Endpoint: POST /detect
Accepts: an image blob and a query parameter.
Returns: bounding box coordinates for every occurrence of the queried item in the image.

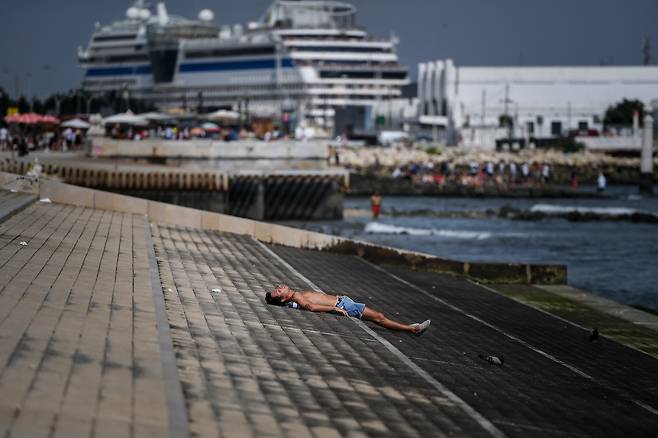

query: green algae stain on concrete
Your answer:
[491,284,658,358]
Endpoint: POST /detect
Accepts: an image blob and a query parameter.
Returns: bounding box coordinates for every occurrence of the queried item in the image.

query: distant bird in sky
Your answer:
[478,354,504,366]
[589,328,599,342]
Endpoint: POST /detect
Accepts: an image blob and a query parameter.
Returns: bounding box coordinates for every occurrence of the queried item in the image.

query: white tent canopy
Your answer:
[205,109,240,121]
[61,118,91,129]
[103,111,148,126]
[138,112,173,121]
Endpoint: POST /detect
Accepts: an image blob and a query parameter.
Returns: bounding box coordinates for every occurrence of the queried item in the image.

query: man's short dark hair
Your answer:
[265,292,283,306]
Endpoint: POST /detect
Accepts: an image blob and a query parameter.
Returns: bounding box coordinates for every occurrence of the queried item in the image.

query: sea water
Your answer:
[281,186,658,310]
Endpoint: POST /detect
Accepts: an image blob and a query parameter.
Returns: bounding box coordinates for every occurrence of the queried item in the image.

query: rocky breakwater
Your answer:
[339,146,657,196]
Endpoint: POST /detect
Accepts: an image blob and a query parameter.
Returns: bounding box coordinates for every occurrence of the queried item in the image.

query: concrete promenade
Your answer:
[0,179,657,437]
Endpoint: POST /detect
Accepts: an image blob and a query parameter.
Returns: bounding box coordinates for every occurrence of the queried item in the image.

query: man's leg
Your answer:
[362,307,416,333]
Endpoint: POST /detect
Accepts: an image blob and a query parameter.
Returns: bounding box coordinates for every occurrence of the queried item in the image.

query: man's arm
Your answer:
[293,293,348,316]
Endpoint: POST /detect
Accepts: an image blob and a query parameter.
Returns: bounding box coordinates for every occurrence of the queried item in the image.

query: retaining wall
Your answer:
[92,138,329,159]
[0,171,567,285]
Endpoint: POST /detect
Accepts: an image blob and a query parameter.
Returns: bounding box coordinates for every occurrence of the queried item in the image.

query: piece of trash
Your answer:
[478,354,504,366]
[10,189,17,193]
[589,328,599,342]
[39,198,52,203]
[211,288,222,294]
[19,241,28,246]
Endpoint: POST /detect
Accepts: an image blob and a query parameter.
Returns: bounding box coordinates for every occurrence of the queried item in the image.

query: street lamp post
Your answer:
[640,108,654,195]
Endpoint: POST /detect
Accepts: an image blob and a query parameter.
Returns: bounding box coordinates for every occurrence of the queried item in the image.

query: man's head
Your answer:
[265,284,292,305]
[265,292,283,306]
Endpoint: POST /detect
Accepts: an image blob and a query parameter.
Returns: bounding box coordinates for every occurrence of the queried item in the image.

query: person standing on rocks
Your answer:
[597,172,607,193]
[509,162,518,184]
[570,167,578,190]
[521,162,530,183]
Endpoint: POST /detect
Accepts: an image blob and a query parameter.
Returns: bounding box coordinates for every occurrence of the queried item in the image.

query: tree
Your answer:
[604,99,645,127]
[17,96,30,113]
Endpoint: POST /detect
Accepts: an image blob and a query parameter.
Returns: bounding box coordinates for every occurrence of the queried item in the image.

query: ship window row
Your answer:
[82,78,137,87]
[311,83,401,89]
[315,94,381,100]
[91,44,144,53]
[295,60,399,67]
[144,82,306,95]
[93,34,137,42]
[288,46,392,53]
[319,71,407,79]
[86,54,151,63]
[280,35,365,41]
[185,46,276,59]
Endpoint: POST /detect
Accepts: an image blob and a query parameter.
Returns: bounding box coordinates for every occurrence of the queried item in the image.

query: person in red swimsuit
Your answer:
[370,192,382,219]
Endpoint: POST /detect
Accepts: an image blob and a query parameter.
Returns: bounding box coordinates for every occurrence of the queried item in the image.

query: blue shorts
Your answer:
[336,295,366,319]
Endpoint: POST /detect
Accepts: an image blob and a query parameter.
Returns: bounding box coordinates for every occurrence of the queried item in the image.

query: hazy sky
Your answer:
[1,0,656,98]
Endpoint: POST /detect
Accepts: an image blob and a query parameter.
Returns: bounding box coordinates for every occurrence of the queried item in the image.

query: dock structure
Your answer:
[1,172,658,437]
[0,159,348,221]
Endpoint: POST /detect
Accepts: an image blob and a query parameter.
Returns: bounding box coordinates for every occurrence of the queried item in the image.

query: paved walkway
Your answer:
[1,190,657,437]
[0,198,170,438]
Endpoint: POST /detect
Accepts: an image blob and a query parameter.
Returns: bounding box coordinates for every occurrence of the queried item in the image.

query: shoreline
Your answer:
[344,205,658,224]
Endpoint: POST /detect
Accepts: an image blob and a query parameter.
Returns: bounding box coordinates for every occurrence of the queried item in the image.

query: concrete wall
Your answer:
[92,138,330,159]
[0,171,567,285]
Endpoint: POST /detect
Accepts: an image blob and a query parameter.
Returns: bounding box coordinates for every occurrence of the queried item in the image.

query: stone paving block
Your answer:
[9,408,55,438]
[94,417,131,438]
[51,415,93,438]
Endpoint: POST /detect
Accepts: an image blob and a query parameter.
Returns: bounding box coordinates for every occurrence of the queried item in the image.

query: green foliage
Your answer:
[604,99,645,127]
[562,137,585,153]
[425,146,442,155]
[498,114,513,128]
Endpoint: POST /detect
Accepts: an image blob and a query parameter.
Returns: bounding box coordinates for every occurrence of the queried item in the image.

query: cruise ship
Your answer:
[78,1,409,132]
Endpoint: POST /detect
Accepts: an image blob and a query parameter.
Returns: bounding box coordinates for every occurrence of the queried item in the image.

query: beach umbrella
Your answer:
[201,122,221,132]
[61,118,91,129]
[4,112,46,124]
[102,111,148,126]
[190,127,205,136]
[205,109,240,121]
[40,115,60,124]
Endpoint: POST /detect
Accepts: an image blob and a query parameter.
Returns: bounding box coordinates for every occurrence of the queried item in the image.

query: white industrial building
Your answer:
[414,59,658,149]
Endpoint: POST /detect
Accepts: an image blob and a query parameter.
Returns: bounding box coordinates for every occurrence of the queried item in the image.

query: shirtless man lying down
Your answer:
[265,284,431,335]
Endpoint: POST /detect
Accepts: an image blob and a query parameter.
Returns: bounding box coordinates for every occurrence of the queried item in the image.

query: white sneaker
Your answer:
[411,319,431,336]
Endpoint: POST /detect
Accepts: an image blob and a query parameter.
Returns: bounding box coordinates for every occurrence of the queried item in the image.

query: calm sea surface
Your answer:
[280,186,658,310]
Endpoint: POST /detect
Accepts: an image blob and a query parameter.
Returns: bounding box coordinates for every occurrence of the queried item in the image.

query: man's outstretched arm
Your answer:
[293,294,348,316]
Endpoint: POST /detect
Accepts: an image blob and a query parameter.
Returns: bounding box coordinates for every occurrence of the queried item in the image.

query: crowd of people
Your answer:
[389,159,577,188]
[0,125,87,156]
[106,124,243,142]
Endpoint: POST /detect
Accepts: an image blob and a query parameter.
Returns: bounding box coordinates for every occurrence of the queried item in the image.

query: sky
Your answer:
[0,0,656,98]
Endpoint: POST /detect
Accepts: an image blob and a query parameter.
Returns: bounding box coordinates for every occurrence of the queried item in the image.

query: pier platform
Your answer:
[0,156,348,221]
[1,173,657,437]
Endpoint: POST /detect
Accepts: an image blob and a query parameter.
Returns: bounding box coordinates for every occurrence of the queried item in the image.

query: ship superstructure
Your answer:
[79,0,409,131]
